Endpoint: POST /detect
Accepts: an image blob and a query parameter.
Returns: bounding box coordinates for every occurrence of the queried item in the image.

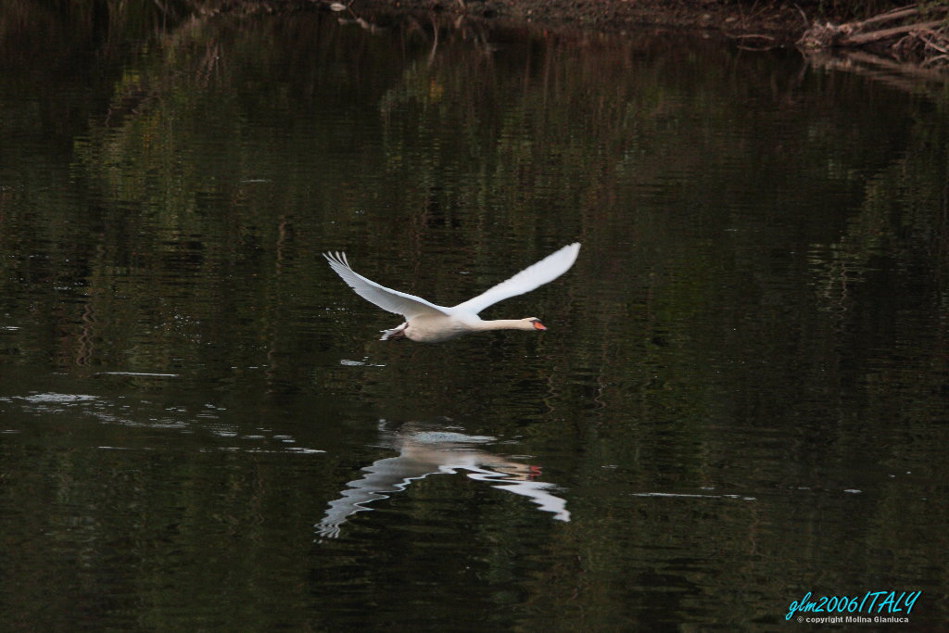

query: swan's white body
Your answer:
[325,243,580,342]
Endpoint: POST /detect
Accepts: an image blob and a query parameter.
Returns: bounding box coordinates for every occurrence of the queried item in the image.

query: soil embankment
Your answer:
[339,0,844,44]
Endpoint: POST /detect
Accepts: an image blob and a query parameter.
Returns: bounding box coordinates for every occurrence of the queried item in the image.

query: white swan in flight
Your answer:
[324,242,580,342]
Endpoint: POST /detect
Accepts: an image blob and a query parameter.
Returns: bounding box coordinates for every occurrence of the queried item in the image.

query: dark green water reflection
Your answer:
[1,4,947,632]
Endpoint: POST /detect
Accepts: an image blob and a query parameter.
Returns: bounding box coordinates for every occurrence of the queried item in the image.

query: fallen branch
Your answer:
[920,30,949,54]
[798,3,949,69]
[841,19,947,46]
[848,4,923,30]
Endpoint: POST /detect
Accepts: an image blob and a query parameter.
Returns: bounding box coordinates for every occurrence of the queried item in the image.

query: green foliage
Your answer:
[1,8,947,631]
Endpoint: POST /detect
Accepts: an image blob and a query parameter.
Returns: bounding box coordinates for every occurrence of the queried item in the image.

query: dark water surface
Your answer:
[1,4,947,632]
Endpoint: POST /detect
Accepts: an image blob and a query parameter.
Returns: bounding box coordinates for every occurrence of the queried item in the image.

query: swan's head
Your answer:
[526,317,547,331]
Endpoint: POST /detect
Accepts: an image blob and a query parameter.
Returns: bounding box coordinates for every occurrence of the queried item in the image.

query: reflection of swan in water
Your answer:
[316,422,570,539]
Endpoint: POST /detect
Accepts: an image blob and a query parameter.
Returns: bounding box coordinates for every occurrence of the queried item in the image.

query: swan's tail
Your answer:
[380,323,408,341]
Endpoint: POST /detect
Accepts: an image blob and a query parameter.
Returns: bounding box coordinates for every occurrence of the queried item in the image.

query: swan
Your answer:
[324,242,580,342]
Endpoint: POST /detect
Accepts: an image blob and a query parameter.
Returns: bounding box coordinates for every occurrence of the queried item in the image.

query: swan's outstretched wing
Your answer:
[324,252,450,319]
[453,242,581,314]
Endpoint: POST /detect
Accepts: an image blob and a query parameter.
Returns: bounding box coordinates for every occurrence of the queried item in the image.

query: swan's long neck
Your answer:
[475,318,540,332]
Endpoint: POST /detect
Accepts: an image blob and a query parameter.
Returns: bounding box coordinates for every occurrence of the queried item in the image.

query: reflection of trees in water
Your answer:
[3,1,947,393]
[1,6,947,628]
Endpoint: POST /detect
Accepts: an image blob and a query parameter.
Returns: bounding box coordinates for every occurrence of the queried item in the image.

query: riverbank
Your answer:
[326,0,948,70]
[337,0,858,45]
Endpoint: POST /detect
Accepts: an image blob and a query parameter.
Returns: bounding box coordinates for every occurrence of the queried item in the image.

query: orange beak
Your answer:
[532,320,547,331]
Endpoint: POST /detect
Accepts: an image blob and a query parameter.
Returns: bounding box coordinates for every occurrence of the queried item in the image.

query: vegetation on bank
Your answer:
[4,0,948,71]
